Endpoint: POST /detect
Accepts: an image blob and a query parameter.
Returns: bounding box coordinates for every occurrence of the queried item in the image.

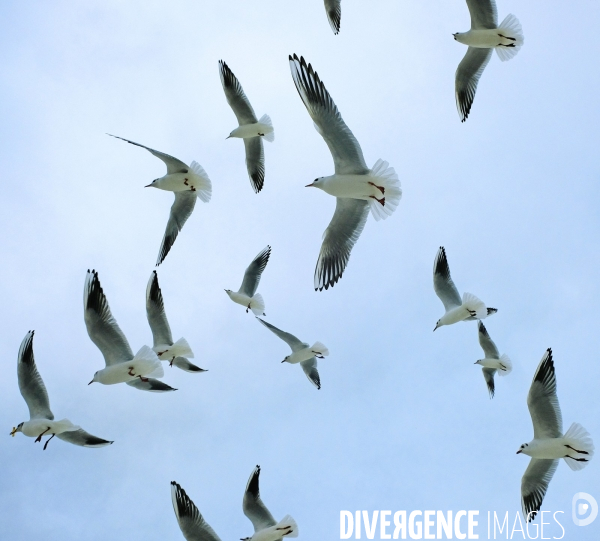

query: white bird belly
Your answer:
[477,357,501,369]
[96,359,160,385]
[525,439,569,460]
[155,172,204,192]
[287,347,316,364]
[320,174,385,200]
[22,418,79,437]
[439,306,469,326]
[456,29,502,48]
[227,291,253,307]
[230,122,272,139]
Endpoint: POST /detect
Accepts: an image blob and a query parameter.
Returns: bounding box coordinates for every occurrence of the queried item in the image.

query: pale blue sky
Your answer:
[1,1,599,539]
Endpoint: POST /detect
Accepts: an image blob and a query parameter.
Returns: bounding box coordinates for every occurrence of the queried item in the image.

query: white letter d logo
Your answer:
[572,492,598,526]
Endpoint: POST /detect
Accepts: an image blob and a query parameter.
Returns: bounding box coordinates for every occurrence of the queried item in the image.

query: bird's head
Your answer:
[516,443,529,455]
[474,359,483,366]
[145,179,159,188]
[282,355,291,364]
[306,177,323,188]
[10,422,23,437]
[88,371,99,385]
[433,320,442,331]
[453,33,459,40]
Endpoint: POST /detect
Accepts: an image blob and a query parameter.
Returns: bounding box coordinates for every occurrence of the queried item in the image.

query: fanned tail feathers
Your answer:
[368,159,402,221]
[497,353,513,376]
[189,161,212,202]
[496,14,524,62]
[250,293,266,316]
[258,114,275,142]
[461,292,487,319]
[275,514,299,538]
[563,422,594,471]
[311,341,329,357]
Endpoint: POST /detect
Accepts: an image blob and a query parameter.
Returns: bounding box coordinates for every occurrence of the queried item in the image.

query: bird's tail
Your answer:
[274,514,299,538]
[190,161,212,202]
[250,293,266,316]
[368,159,402,221]
[563,422,595,471]
[461,292,488,320]
[154,337,195,361]
[133,345,163,378]
[258,114,275,142]
[495,14,524,62]
[497,353,513,376]
[310,341,329,357]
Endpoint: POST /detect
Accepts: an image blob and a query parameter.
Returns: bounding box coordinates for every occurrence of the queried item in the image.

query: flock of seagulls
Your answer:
[8,0,593,535]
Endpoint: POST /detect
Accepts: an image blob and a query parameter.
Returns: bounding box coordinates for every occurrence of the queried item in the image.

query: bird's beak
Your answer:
[305,183,315,187]
[433,325,439,332]
[10,427,17,437]
[226,136,232,140]
[281,360,286,363]
[88,379,94,385]
[145,183,152,187]
[516,450,522,454]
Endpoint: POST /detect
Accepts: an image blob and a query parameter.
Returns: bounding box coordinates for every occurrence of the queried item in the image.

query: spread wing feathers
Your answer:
[239,246,272,297]
[218,60,257,125]
[301,357,321,389]
[325,0,342,34]
[482,367,496,398]
[243,465,278,532]
[17,331,54,421]
[171,482,222,541]
[477,321,499,359]
[466,0,498,29]
[256,318,307,352]
[433,246,462,311]
[156,191,197,266]
[244,137,265,193]
[315,198,370,291]
[126,378,177,392]
[521,458,559,522]
[455,47,492,122]
[84,270,134,367]
[289,54,369,175]
[527,349,562,439]
[172,357,207,373]
[146,271,174,347]
[56,429,113,448]
[107,134,189,175]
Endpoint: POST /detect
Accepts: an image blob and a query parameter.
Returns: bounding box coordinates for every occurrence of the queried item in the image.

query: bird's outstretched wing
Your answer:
[477,321,499,359]
[433,246,462,311]
[219,60,257,125]
[56,429,113,448]
[455,47,492,122]
[156,191,197,266]
[243,465,278,533]
[301,357,321,390]
[466,0,498,29]
[126,378,177,392]
[146,271,174,347]
[107,134,189,174]
[243,137,265,193]
[482,367,496,398]
[324,0,342,34]
[527,349,562,439]
[171,481,222,541]
[256,318,306,352]
[521,458,558,522]
[239,246,271,297]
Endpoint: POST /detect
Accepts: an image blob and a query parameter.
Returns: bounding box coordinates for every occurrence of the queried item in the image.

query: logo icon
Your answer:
[572,492,598,527]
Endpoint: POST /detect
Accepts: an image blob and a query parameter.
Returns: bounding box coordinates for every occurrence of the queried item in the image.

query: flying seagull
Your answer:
[517,349,594,522]
[84,270,176,392]
[146,271,206,373]
[242,465,298,541]
[108,134,212,266]
[225,246,271,315]
[475,321,512,398]
[289,54,401,291]
[256,317,328,389]
[219,60,274,193]
[453,0,524,121]
[324,0,342,34]
[433,246,497,331]
[10,331,113,450]
[171,481,222,541]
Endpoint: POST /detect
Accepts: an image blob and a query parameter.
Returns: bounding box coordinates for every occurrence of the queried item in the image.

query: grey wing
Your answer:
[455,47,492,122]
[17,331,53,420]
[301,357,321,390]
[256,318,306,352]
[482,368,496,398]
[324,0,342,34]
[126,378,177,392]
[172,357,207,373]
[146,271,174,347]
[466,0,498,29]
[244,137,265,193]
[171,482,222,541]
[477,321,499,359]
[315,198,370,291]
[521,458,558,522]
[107,134,189,175]
[56,429,113,448]
[527,349,562,439]
[243,466,277,532]
[433,246,462,311]
[218,60,257,125]
[239,246,271,297]
[289,54,369,175]
[156,191,197,266]
[84,270,134,367]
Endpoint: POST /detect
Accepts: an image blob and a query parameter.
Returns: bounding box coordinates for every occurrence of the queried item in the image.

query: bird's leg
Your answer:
[499,43,515,48]
[191,186,196,191]
[184,178,189,185]
[498,33,516,41]
[467,309,477,317]
[156,350,167,357]
[368,181,385,195]
[246,303,251,313]
[169,357,174,367]
[313,352,324,359]
[565,455,589,462]
[128,367,136,376]
[138,375,149,383]
[258,133,265,137]
[35,427,51,442]
[565,444,589,454]
[369,195,386,206]
[499,363,507,371]
[43,433,56,451]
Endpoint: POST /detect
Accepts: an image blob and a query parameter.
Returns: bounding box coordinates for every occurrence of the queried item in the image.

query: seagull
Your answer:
[324,0,342,34]
[256,317,328,389]
[84,270,176,392]
[10,331,113,450]
[289,54,402,291]
[453,0,524,121]
[108,134,212,266]
[219,60,274,194]
[225,246,271,316]
[518,349,594,522]
[433,246,497,331]
[242,465,298,541]
[146,271,206,373]
[171,481,222,541]
[475,321,512,398]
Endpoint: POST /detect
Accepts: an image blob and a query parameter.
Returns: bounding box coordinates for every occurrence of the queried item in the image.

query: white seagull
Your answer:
[454,0,524,121]
[433,246,497,331]
[84,270,176,392]
[242,465,298,541]
[324,0,342,34]
[475,321,512,398]
[10,331,113,450]
[225,246,271,316]
[518,349,594,521]
[289,54,402,291]
[219,60,274,193]
[146,271,206,373]
[257,317,328,389]
[108,134,211,266]
[171,481,222,541]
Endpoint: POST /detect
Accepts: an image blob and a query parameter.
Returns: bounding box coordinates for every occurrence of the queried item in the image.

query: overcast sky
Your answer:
[1,1,599,539]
